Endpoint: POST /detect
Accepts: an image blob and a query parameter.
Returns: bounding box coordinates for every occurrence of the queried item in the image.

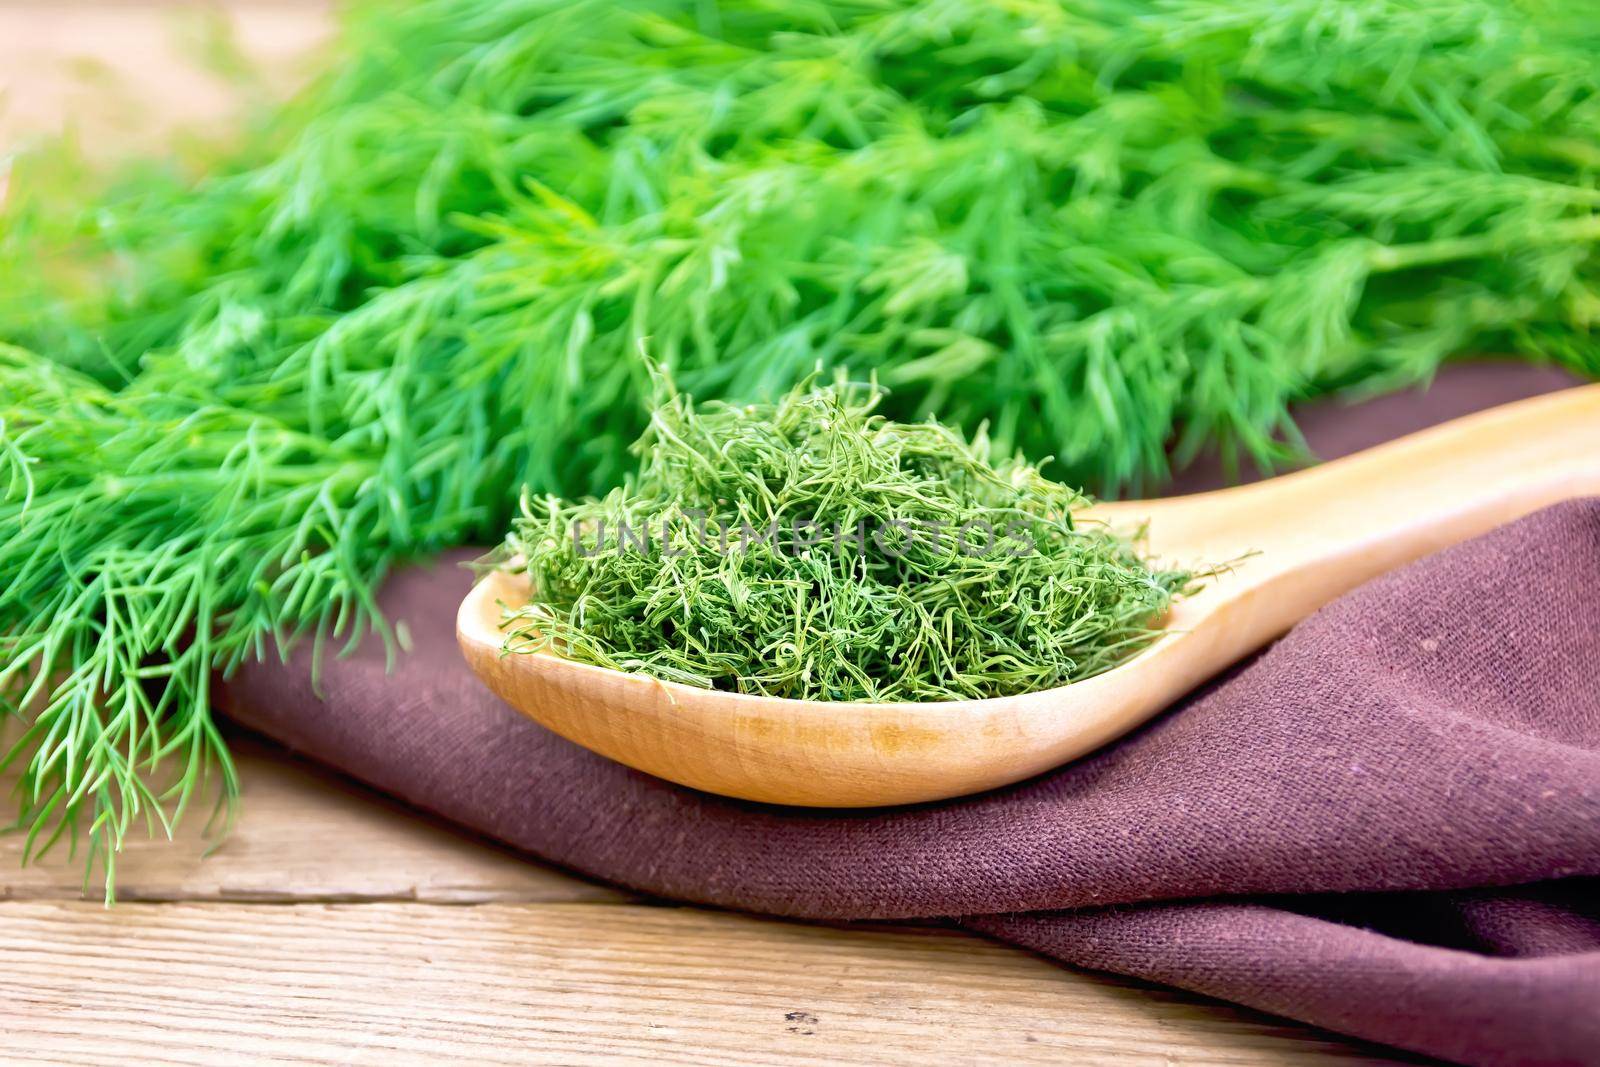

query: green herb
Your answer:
[3,0,1598,891]
[501,376,1194,701]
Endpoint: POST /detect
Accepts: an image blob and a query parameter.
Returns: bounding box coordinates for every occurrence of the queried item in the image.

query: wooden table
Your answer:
[2,5,1421,1062]
[1,735,1422,1065]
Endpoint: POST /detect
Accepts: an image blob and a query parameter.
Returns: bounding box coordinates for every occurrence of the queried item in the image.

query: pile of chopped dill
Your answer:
[502,379,1193,701]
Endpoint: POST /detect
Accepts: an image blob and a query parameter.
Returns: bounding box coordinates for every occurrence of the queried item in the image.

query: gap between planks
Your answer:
[0,899,1421,1067]
[0,731,631,905]
[0,732,1423,1065]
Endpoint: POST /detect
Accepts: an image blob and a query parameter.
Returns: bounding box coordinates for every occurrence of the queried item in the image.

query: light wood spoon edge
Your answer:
[458,384,1600,807]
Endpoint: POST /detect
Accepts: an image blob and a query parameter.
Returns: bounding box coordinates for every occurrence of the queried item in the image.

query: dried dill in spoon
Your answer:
[499,378,1197,702]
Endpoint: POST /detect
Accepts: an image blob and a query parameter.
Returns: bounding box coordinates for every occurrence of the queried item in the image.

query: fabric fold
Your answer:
[222,502,1600,1064]
[220,365,1600,1065]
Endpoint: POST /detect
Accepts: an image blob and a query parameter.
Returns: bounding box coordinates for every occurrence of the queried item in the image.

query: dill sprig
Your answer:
[502,378,1193,701]
[0,344,408,890]
[8,0,1600,493]
[2,0,1598,890]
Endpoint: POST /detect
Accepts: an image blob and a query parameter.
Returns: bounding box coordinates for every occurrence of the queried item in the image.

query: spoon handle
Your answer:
[1108,383,1600,644]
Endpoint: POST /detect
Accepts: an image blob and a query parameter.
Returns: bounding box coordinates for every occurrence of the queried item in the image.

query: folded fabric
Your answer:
[221,365,1600,1066]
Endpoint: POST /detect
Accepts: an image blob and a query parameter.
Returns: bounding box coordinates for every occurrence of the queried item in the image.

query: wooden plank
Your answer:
[0,742,1416,1065]
[0,900,1415,1066]
[0,736,1409,1063]
[0,733,629,904]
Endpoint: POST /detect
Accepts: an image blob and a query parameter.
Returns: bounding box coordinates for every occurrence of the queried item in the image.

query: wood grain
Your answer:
[0,733,626,904]
[0,737,1422,1064]
[0,900,1417,1066]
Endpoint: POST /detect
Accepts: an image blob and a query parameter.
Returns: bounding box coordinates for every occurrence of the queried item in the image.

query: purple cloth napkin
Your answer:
[221,363,1600,1066]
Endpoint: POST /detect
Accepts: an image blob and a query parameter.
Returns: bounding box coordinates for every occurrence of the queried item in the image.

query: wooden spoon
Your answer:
[458,385,1600,807]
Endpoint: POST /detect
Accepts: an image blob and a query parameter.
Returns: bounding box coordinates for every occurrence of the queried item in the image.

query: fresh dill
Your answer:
[1,0,1597,892]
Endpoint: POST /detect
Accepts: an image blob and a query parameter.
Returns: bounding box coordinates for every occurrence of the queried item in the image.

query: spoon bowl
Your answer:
[458,385,1600,807]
